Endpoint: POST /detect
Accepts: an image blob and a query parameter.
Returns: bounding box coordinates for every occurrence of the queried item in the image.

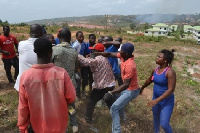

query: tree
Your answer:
[130,22,136,30]
[144,23,150,31]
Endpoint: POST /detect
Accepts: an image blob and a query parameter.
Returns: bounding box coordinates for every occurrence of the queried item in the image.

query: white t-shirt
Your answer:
[14,38,38,91]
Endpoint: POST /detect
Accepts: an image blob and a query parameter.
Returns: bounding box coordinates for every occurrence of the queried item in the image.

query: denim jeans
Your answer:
[69,102,78,127]
[110,89,140,133]
[2,56,19,83]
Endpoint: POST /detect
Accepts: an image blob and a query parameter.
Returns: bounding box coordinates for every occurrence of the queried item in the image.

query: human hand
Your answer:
[147,99,158,107]
[4,51,10,55]
[103,92,113,102]
[139,88,144,95]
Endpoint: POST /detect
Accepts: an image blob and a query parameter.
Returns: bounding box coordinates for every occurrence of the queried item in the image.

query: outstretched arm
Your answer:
[140,69,154,94]
[95,52,118,58]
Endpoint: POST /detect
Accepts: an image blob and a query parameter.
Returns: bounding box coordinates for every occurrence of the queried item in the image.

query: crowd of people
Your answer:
[0,24,176,133]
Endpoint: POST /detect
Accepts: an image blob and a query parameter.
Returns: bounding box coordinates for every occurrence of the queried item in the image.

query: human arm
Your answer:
[140,69,154,95]
[148,69,176,107]
[103,41,120,47]
[14,36,19,52]
[0,49,10,55]
[95,52,118,58]
[110,78,131,95]
[17,78,29,133]
[78,54,97,67]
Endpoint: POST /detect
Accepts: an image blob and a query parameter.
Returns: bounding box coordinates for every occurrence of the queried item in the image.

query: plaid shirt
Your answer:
[78,55,115,89]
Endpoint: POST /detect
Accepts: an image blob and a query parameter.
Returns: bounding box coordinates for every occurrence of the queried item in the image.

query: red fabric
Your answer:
[117,53,139,90]
[17,63,76,133]
[0,35,18,59]
[89,43,104,52]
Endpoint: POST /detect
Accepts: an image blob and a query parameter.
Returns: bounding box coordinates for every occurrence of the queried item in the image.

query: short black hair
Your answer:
[115,37,122,42]
[160,49,175,65]
[34,37,52,57]
[105,36,113,41]
[3,26,10,30]
[76,31,83,37]
[89,34,96,38]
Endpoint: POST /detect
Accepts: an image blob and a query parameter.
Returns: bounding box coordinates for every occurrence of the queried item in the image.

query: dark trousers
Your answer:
[85,87,114,122]
[2,56,19,83]
[81,67,93,92]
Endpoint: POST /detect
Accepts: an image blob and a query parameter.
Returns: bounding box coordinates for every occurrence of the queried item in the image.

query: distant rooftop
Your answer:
[184,25,193,29]
[147,28,160,32]
[152,23,168,27]
[193,26,200,31]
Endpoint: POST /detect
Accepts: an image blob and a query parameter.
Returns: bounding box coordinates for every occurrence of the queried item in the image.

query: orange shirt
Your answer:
[17,63,76,133]
[117,53,139,90]
[0,35,18,59]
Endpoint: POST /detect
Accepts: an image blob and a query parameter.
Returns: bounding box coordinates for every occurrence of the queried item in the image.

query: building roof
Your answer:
[193,26,200,31]
[184,25,193,29]
[147,28,160,32]
[152,23,168,27]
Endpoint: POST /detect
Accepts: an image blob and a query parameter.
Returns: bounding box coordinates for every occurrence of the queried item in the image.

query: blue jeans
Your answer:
[110,89,140,133]
[153,95,174,133]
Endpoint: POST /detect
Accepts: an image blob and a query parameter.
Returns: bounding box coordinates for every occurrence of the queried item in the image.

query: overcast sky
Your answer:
[1,0,200,23]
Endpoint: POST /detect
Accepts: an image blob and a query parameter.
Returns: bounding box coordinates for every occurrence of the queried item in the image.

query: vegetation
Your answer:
[0,25,200,133]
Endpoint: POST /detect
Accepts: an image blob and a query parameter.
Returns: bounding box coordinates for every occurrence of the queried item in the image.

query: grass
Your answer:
[0,25,200,132]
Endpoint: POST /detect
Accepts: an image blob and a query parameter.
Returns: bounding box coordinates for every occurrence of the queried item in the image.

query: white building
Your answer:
[192,26,200,44]
[184,25,193,33]
[145,23,169,36]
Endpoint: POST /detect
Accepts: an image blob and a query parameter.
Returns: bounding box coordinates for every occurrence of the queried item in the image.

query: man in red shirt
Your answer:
[0,26,19,83]
[17,37,76,133]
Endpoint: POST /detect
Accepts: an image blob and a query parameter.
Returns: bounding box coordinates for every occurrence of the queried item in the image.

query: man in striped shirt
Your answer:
[78,43,115,124]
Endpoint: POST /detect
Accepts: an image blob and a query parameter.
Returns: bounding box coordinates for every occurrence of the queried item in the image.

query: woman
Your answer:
[140,49,176,133]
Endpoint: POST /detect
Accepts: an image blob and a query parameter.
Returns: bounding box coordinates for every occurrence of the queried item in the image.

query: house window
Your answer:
[159,32,161,34]
[198,32,200,34]
[145,31,148,33]
[198,37,200,39]
[160,28,161,29]
[163,32,166,34]
[164,28,166,30]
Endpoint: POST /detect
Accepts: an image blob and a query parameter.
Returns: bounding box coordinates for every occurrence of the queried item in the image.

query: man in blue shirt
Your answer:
[103,36,123,86]
[72,31,90,97]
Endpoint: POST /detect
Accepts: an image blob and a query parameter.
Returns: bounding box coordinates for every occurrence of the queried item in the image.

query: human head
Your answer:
[41,25,47,35]
[30,24,44,38]
[157,49,175,66]
[3,26,10,36]
[120,43,134,58]
[45,34,56,45]
[89,43,105,52]
[34,37,52,59]
[98,36,104,43]
[89,34,96,46]
[57,28,62,38]
[76,31,84,43]
[103,36,113,42]
[58,27,71,43]
[115,37,122,44]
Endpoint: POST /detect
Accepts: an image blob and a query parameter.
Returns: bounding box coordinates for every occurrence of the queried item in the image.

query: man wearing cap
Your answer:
[78,43,115,124]
[96,43,140,133]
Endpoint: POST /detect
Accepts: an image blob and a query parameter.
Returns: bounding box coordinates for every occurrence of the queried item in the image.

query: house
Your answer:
[184,25,193,33]
[144,23,169,36]
[192,26,200,44]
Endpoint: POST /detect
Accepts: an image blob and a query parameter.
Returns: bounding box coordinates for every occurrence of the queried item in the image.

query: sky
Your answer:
[0,0,200,23]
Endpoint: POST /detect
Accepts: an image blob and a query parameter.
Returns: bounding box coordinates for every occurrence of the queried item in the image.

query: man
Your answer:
[78,43,115,124]
[17,37,76,133]
[84,34,96,91]
[52,27,79,133]
[97,43,140,133]
[72,31,90,96]
[14,24,44,91]
[103,36,123,86]
[0,26,19,84]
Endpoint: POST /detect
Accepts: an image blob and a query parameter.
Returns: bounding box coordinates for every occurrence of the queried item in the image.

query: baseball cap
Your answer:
[89,43,105,52]
[121,43,134,54]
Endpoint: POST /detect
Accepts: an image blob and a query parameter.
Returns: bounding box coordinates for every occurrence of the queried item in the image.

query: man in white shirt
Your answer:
[14,24,44,91]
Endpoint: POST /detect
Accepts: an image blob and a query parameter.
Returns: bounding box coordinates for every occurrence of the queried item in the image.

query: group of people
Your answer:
[0,24,176,133]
